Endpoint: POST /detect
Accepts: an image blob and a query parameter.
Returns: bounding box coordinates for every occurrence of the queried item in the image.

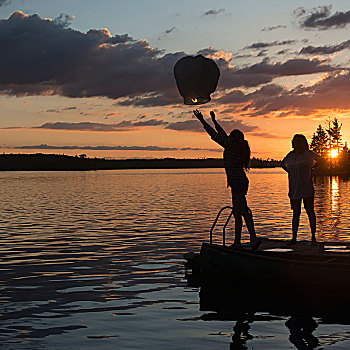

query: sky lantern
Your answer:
[174,54,220,105]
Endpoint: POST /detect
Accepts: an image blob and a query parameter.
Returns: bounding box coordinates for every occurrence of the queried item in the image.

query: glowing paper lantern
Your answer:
[174,54,220,105]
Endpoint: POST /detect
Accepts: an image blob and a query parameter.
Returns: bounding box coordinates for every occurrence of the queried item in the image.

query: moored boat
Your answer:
[199,239,350,291]
[184,207,350,295]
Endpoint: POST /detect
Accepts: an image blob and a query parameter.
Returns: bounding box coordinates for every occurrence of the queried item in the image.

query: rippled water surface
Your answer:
[1,168,350,349]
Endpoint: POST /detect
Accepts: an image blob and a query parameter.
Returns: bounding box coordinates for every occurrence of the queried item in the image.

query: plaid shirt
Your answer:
[203,121,248,188]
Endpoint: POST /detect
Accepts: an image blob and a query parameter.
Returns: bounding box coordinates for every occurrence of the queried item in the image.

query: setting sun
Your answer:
[330,149,339,158]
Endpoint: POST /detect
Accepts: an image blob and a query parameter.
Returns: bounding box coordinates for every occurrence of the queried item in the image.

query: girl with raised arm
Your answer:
[194,109,260,249]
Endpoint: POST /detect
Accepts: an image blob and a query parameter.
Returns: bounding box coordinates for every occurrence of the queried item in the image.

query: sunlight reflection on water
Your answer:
[1,169,350,349]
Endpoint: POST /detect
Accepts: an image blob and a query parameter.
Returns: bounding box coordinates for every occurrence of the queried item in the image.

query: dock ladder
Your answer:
[210,206,233,246]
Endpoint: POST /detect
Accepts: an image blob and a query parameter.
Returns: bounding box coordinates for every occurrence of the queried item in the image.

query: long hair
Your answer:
[292,134,309,154]
[229,129,251,170]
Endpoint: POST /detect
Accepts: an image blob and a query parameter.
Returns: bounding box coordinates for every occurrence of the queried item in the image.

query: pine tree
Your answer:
[310,124,329,157]
[327,117,343,152]
[339,142,349,167]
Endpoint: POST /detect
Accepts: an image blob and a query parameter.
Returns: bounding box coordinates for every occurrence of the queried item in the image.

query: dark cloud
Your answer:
[203,9,225,16]
[165,27,176,34]
[0,11,341,112]
[257,50,267,57]
[54,13,75,28]
[157,27,177,40]
[300,39,350,55]
[86,29,133,44]
[261,25,287,32]
[244,40,297,49]
[226,71,350,117]
[233,53,253,59]
[179,147,220,152]
[0,0,10,7]
[46,106,77,113]
[295,5,350,30]
[115,54,338,107]
[35,119,167,131]
[0,11,184,100]
[165,118,257,133]
[219,58,337,90]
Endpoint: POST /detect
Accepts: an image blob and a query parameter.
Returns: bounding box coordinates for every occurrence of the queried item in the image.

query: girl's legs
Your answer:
[290,199,302,243]
[233,193,257,243]
[232,191,243,246]
[303,196,316,243]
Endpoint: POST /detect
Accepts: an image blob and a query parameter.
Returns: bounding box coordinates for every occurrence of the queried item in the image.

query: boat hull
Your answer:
[199,242,350,295]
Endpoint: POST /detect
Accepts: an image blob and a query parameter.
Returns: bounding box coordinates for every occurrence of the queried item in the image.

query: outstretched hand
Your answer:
[193,109,204,121]
[210,111,215,122]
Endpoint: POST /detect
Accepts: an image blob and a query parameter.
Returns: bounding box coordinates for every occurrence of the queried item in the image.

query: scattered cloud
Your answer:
[203,8,226,16]
[165,26,176,35]
[46,106,77,113]
[157,26,177,40]
[218,57,337,90]
[295,5,350,30]
[165,118,257,133]
[34,120,168,131]
[261,25,287,32]
[0,0,10,7]
[11,144,222,152]
[226,72,350,117]
[244,40,297,50]
[12,144,179,151]
[300,39,350,55]
[54,13,75,28]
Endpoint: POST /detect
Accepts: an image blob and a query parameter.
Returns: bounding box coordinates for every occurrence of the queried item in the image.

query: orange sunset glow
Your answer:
[330,149,339,158]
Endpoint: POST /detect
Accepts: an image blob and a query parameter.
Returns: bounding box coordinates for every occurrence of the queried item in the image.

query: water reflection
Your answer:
[2,169,350,349]
[330,176,340,213]
[228,315,319,350]
[199,284,350,350]
[285,316,318,350]
[314,175,350,240]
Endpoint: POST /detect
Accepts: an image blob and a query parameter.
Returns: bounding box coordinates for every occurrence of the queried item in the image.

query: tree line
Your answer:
[0,154,281,171]
[310,117,349,170]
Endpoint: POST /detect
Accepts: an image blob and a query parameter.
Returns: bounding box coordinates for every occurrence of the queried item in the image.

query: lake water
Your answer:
[1,168,350,349]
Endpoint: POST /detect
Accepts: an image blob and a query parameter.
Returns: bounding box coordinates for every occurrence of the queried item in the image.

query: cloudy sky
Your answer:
[2,0,350,159]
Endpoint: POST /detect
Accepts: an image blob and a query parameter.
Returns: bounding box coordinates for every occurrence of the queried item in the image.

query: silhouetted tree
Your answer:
[339,142,349,167]
[310,125,329,157]
[326,117,343,153]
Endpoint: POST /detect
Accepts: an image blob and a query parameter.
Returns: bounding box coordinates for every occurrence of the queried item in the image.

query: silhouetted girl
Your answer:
[194,110,260,248]
[282,134,325,245]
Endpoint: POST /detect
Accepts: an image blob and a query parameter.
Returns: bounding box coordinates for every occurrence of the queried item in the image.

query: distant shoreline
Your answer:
[1,153,349,175]
[0,153,281,171]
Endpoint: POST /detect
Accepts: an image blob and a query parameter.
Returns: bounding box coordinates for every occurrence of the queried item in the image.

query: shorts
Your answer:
[230,180,248,196]
[290,195,314,210]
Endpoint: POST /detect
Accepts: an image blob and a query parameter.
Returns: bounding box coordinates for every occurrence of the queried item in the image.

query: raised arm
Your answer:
[193,110,227,148]
[210,111,227,137]
[193,109,216,136]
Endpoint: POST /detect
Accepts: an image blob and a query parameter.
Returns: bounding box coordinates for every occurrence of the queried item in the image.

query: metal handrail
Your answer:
[209,206,233,246]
